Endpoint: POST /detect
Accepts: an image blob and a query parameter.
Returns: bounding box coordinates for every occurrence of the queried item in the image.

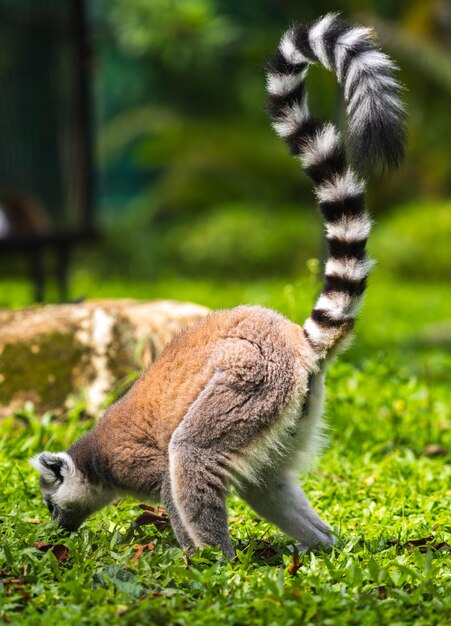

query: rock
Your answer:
[0,299,209,418]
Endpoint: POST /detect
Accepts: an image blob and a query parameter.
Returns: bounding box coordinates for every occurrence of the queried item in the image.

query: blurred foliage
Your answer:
[371,201,451,281]
[97,201,321,279]
[88,0,451,281]
[109,0,239,63]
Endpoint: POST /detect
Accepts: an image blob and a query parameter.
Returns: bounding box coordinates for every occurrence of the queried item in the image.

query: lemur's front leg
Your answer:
[168,436,235,559]
[161,473,195,552]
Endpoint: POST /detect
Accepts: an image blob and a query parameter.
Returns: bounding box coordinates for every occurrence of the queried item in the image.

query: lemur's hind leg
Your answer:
[236,472,335,551]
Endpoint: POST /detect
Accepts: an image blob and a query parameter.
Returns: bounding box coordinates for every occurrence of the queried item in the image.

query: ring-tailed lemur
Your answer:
[30,14,405,559]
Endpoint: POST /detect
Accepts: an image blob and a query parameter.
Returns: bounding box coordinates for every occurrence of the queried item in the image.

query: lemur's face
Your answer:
[30,452,97,531]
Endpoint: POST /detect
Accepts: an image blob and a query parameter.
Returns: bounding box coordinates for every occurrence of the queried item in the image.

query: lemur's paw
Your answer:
[296,526,336,553]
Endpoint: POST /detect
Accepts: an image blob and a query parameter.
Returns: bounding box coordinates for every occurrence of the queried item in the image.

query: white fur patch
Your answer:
[301,123,340,168]
[304,317,339,348]
[168,441,204,548]
[30,450,113,518]
[53,469,90,508]
[308,13,337,69]
[229,393,304,487]
[344,50,394,100]
[291,368,328,470]
[348,80,404,119]
[334,26,373,82]
[279,29,308,65]
[325,214,372,242]
[315,292,360,319]
[29,451,75,485]
[228,357,319,487]
[347,74,399,116]
[325,257,374,281]
[272,99,309,137]
[348,90,403,137]
[316,169,365,204]
[267,71,305,97]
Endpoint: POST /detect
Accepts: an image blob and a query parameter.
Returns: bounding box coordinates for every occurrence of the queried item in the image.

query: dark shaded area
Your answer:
[0,0,95,301]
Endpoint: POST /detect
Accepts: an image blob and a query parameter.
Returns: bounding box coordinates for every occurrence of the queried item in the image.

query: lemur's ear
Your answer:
[29,452,75,484]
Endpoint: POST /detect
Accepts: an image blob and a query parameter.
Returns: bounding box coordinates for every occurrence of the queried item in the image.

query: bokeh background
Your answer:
[90,0,451,283]
[1,0,450,356]
[0,7,449,622]
[94,0,451,285]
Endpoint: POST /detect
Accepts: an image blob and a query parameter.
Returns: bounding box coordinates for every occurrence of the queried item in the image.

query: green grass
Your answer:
[1,271,450,625]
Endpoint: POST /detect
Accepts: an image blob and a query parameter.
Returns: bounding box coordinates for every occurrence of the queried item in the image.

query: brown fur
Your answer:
[36,304,328,559]
[76,306,315,495]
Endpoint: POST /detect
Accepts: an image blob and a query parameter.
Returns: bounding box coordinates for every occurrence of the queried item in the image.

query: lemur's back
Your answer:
[102,305,313,450]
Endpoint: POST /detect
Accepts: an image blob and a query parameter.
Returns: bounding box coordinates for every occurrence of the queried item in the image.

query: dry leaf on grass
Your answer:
[287,554,301,576]
[423,444,448,457]
[134,505,170,531]
[1,578,31,601]
[138,503,167,515]
[0,566,31,601]
[183,552,191,569]
[130,543,155,562]
[33,541,69,563]
[389,535,450,553]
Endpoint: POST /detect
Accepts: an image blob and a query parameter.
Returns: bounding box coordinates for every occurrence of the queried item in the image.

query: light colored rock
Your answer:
[0,299,209,418]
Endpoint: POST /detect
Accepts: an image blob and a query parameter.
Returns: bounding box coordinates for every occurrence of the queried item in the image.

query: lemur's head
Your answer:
[30,452,111,531]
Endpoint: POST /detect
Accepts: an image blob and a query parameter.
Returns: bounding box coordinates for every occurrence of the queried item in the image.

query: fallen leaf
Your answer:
[2,578,27,586]
[130,543,154,562]
[423,444,448,457]
[33,541,69,563]
[287,554,301,576]
[138,503,167,516]
[389,535,450,553]
[378,585,387,599]
[229,516,246,523]
[404,535,435,548]
[388,539,399,546]
[52,544,70,563]
[134,508,170,531]
[1,577,31,601]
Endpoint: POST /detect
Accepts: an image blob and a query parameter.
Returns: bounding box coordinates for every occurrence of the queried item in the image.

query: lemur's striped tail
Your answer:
[266,13,405,359]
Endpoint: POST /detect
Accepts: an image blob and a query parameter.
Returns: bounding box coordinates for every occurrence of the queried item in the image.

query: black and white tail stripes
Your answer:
[266,13,405,359]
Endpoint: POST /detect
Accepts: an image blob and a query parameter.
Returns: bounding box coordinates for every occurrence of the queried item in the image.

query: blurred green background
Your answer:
[1,0,450,300]
[85,0,451,283]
